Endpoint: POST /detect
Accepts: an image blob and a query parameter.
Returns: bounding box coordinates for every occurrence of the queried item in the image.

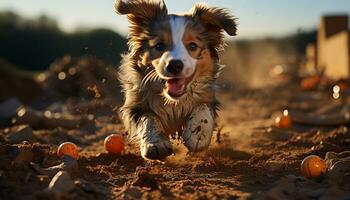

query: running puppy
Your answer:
[115,0,237,160]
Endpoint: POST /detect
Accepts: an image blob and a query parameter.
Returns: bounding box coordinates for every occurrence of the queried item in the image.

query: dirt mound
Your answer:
[38,55,121,99]
[0,59,42,103]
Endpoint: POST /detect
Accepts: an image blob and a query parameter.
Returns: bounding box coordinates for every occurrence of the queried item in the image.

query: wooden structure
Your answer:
[316,15,349,79]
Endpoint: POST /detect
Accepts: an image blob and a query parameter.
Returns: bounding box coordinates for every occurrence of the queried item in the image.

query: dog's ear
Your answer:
[191,3,237,36]
[115,0,168,21]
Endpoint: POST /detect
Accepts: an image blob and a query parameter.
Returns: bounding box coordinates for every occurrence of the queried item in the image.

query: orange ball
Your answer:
[300,155,327,179]
[104,134,124,154]
[275,110,292,129]
[301,75,320,90]
[57,142,79,159]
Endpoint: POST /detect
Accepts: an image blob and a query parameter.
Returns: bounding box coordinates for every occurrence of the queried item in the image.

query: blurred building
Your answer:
[304,43,317,74]
[306,15,350,80]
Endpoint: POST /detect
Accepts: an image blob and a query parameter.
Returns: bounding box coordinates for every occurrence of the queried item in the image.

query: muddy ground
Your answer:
[1,56,350,200]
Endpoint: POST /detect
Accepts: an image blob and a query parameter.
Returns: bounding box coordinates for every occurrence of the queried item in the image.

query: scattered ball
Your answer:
[57,142,79,159]
[301,155,327,179]
[301,75,320,90]
[104,134,124,154]
[275,110,292,129]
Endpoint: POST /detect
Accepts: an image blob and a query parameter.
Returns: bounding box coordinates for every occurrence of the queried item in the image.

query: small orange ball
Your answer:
[275,110,292,129]
[104,134,124,154]
[300,155,327,179]
[301,75,320,90]
[57,142,79,159]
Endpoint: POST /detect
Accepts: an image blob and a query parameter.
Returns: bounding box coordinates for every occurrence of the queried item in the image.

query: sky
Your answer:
[0,0,349,39]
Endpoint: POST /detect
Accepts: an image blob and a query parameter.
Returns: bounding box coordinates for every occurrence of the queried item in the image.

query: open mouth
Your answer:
[165,75,194,98]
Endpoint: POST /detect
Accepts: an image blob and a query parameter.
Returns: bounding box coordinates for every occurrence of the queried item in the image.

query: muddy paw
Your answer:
[182,105,214,152]
[140,139,173,160]
[183,131,212,152]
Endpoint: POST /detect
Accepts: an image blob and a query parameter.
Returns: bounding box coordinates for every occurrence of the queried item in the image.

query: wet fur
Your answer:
[115,0,237,153]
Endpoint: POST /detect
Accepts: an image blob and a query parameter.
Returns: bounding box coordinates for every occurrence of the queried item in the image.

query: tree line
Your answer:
[0,11,127,70]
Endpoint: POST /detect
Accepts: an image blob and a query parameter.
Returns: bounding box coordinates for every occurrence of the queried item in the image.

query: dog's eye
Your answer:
[154,42,166,51]
[187,42,198,51]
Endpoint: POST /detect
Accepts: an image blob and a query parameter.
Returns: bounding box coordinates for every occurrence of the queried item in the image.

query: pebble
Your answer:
[31,155,78,177]
[4,125,34,144]
[326,160,350,184]
[0,98,22,119]
[48,171,75,193]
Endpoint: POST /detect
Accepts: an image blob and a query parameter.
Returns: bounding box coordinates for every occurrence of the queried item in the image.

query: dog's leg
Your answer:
[182,104,215,152]
[137,116,173,160]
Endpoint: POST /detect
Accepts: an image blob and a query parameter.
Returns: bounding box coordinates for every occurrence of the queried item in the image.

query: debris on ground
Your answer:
[31,155,78,177]
[1,56,350,199]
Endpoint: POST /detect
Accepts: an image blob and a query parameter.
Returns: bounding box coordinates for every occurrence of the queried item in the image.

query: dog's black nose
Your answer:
[166,60,184,75]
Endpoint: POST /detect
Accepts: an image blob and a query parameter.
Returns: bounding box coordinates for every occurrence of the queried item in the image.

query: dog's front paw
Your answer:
[183,128,213,152]
[140,136,173,160]
[182,105,215,152]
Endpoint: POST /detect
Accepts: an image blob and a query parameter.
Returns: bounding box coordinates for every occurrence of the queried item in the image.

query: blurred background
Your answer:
[0,0,349,102]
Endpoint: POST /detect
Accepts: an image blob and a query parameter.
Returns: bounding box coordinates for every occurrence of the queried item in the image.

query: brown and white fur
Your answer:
[115,0,237,160]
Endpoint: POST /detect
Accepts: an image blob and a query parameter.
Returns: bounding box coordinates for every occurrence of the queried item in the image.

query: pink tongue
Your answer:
[166,78,186,97]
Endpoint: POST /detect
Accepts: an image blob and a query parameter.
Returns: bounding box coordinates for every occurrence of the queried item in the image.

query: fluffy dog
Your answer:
[115,0,237,160]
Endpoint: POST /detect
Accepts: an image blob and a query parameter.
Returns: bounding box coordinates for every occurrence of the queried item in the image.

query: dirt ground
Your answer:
[1,57,350,200]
